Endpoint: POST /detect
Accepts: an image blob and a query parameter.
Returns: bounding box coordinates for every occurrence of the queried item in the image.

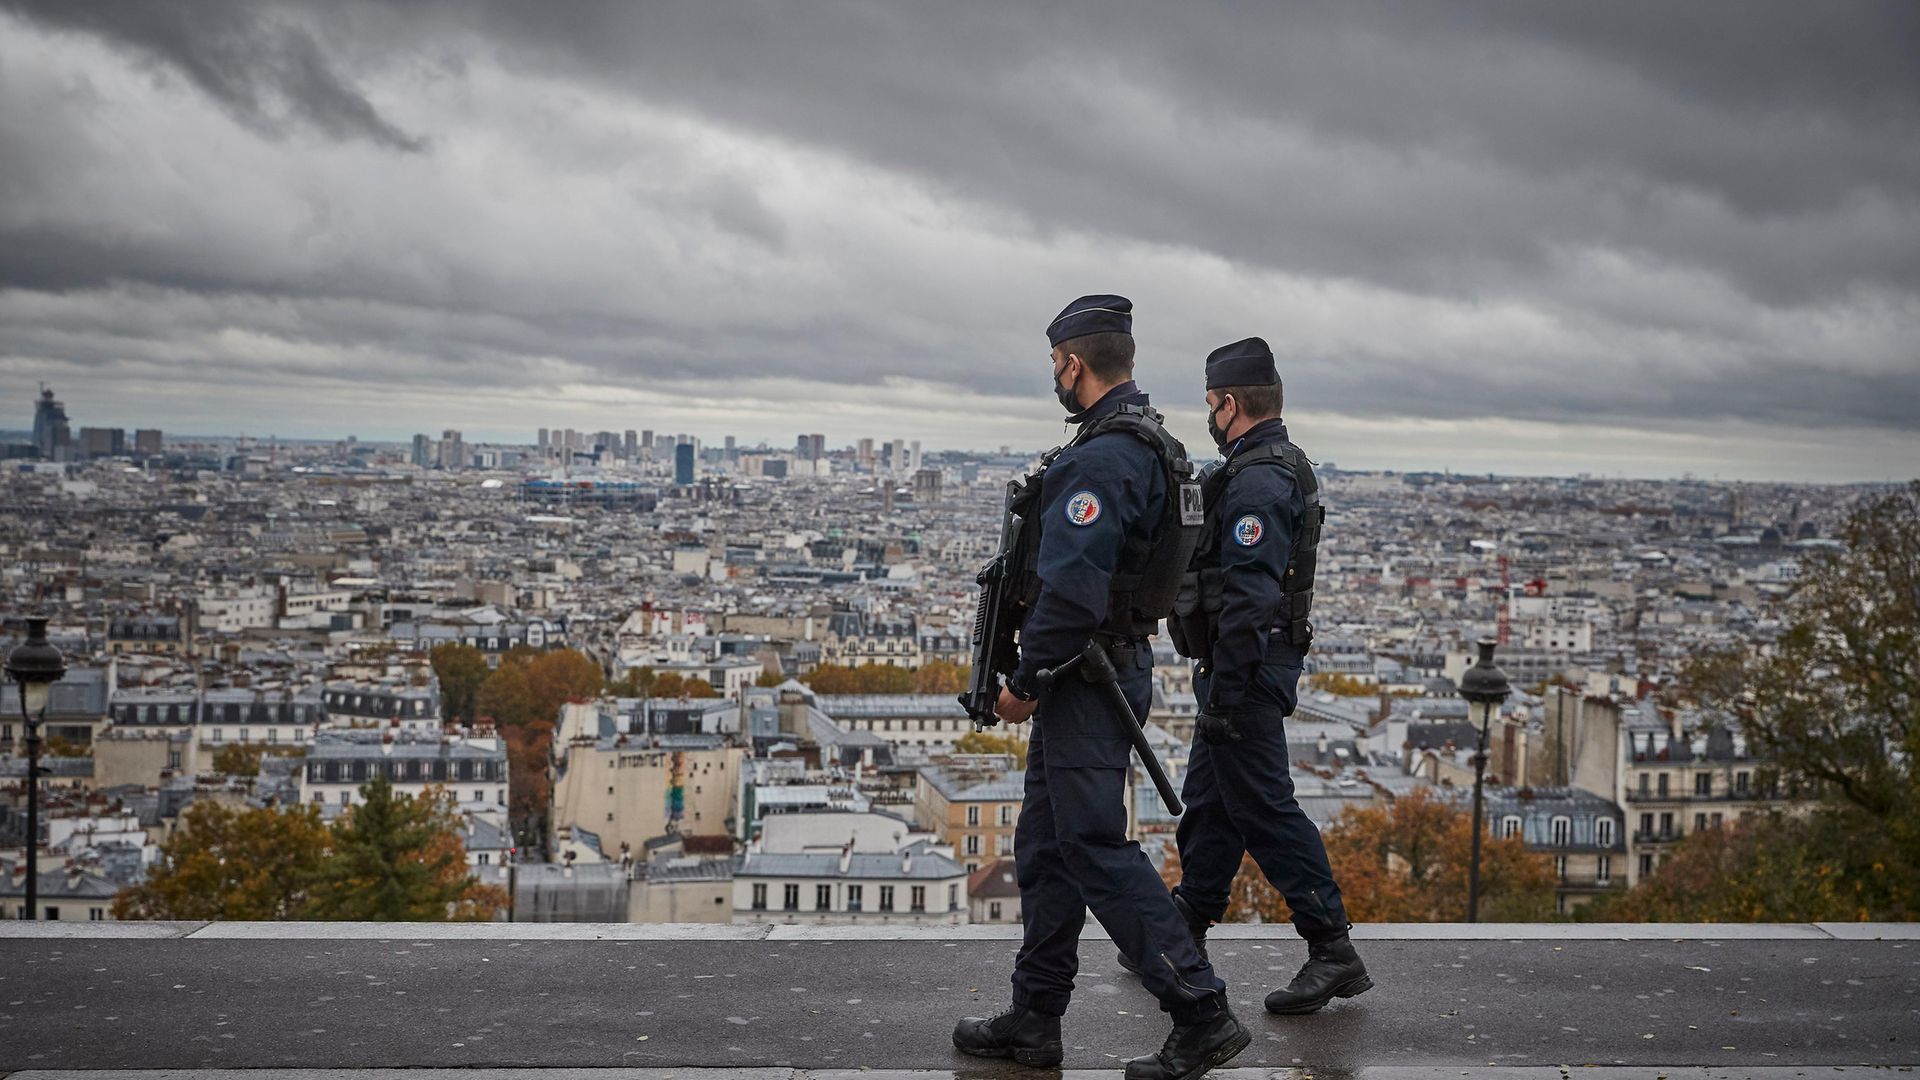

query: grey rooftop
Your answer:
[0,922,1915,1076]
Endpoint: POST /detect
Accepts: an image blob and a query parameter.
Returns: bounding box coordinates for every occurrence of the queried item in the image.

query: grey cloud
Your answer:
[1,0,425,151]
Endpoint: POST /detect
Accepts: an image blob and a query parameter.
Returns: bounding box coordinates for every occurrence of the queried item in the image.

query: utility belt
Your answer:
[1168,571,1313,663]
[1089,631,1147,670]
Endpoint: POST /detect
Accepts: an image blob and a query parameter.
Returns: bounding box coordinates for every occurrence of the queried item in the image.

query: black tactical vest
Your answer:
[1167,436,1323,660]
[1007,404,1204,636]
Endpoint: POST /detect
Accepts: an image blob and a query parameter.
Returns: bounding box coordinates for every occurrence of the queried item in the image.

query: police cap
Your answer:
[1204,336,1279,389]
[1047,294,1133,348]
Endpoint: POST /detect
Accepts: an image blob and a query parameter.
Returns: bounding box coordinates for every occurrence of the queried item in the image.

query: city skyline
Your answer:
[1,2,1916,483]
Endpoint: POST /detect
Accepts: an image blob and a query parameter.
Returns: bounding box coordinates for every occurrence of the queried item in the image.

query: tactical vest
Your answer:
[1166,436,1323,662]
[1008,403,1205,636]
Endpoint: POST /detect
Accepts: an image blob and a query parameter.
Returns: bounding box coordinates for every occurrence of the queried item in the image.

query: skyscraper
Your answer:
[674,443,695,486]
[32,385,71,461]
[412,433,434,467]
[134,429,163,455]
[441,429,465,470]
[538,427,549,450]
[624,430,638,457]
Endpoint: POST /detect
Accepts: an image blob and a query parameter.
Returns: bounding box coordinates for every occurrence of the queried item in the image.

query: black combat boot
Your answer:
[1119,893,1212,975]
[1122,1007,1251,1080]
[1263,932,1373,1015]
[952,1003,1063,1068]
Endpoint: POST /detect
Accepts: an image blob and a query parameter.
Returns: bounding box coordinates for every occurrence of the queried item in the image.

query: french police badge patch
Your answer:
[1064,490,1102,526]
[1233,514,1264,546]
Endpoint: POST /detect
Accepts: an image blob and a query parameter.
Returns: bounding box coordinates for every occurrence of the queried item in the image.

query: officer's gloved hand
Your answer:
[1195,709,1242,745]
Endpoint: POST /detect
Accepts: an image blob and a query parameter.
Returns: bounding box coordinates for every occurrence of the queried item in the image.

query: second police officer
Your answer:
[953,296,1252,1080]
[1152,337,1375,1015]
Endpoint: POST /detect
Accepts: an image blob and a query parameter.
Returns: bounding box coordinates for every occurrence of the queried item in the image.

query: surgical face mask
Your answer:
[1206,398,1233,450]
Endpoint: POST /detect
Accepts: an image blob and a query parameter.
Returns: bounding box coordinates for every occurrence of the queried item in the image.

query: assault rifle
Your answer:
[958,475,1035,728]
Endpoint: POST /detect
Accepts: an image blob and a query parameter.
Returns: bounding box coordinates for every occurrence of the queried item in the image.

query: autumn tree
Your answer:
[112,801,332,920]
[502,720,555,852]
[306,775,493,921]
[954,729,1028,768]
[1600,483,1920,921]
[1162,787,1555,923]
[611,667,656,697]
[525,648,605,721]
[430,643,491,724]
[912,660,972,694]
[211,743,264,777]
[802,663,916,694]
[476,660,537,727]
[1306,673,1376,697]
[755,668,789,688]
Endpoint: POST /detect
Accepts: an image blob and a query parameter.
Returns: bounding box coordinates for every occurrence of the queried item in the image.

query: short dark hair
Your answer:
[1217,382,1283,420]
[1057,332,1135,383]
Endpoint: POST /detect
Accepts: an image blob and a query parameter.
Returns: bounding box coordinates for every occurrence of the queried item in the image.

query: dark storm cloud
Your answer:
[2,0,425,151]
[0,0,1915,467]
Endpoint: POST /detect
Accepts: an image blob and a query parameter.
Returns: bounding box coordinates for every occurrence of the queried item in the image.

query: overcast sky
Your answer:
[2,1,1916,481]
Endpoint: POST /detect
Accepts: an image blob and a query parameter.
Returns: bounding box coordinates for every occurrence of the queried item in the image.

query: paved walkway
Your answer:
[1,924,1914,1075]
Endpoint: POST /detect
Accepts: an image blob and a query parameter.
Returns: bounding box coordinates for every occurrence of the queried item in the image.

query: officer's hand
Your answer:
[995,687,1039,726]
[1195,709,1241,745]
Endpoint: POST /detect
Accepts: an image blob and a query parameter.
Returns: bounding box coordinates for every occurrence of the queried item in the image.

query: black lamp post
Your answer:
[7,616,67,921]
[1458,637,1511,923]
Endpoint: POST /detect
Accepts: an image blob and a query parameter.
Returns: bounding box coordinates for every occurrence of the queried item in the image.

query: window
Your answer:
[966,805,980,827]
[1637,773,1650,795]
[1000,805,1013,826]
[989,901,1002,921]
[1710,812,1723,828]
[89,908,104,920]
[1549,816,1572,847]
[816,884,832,911]
[1658,812,1674,836]
[1694,773,1711,796]
[965,835,981,856]
[783,884,800,911]
[910,886,926,912]
[879,886,895,912]
[1638,812,1653,837]
[1639,854,1653,877]
[339,791,351,806]
[1595,818,1616,848]
[478,854,490,865]
[1694,812,1708,832]
[1553,856,1567,881]
[997,835,1013,856]
[847,885,863,912]
[210,728,223,743]
[948,884,959,911]
[1657,773,1670,797]
[1500,815,1523,839]
[45,906,60,920]
[1596,855,1612,885]
[751,884,767,910]
[1735,771,1751,795]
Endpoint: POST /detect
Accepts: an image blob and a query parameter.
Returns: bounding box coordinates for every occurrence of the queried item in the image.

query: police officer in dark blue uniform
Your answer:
[954,296,1251,1080]
[1160,336,1373,1015]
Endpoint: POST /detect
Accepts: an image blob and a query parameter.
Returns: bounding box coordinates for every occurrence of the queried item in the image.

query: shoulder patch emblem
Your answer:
[1064,490,1102,526]
[1232,514,1265,546]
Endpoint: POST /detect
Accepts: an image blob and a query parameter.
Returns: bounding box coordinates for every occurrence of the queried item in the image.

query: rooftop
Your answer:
[0,922,1912,1076]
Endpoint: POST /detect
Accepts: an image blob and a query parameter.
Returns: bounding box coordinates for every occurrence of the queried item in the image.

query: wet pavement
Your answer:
[1,930,1915,1074]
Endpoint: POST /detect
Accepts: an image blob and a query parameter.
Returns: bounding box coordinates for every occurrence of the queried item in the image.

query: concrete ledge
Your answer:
[2,921,1907,940]
[5,1069,1914,1079]
[0,920,205,939]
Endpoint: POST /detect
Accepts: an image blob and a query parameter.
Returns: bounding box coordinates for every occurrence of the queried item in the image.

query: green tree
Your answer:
[112,801,332,920]
[1650,481,1920,920]
[306,775,485,921]
[430,643,492,724]
[954,729,1029,768]
[476,660,538,727]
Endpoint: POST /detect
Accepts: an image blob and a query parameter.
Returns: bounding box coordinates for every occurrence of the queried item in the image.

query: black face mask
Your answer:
[1053,363,1079,413]
[1206,400,1232,450]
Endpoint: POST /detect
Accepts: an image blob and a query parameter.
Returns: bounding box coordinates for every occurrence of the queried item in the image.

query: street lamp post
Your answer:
[1458,638,1511,923]
[6,616,68,921]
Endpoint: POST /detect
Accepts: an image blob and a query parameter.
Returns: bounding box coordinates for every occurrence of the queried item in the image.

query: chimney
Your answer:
[900,850,912,874]
[839,840,853,874]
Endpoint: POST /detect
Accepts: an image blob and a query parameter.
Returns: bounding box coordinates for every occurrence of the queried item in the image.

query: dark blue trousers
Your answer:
[1011,650,1227,1021]
[1174,662,1350,941]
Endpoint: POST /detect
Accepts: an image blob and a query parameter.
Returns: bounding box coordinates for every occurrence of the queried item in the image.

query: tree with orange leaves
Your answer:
[1161,786,1556,923]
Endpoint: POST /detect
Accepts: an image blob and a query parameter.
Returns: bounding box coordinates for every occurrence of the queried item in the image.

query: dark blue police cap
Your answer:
[1205,336,1279,389]
[1047,294,1132,348]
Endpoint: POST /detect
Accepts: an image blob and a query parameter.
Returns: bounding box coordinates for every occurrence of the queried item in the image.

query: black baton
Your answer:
[1035,641,1184,816]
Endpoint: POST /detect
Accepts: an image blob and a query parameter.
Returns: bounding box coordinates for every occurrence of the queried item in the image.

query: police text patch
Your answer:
[1232,514,1264,546]
[1064,490,1102,526]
